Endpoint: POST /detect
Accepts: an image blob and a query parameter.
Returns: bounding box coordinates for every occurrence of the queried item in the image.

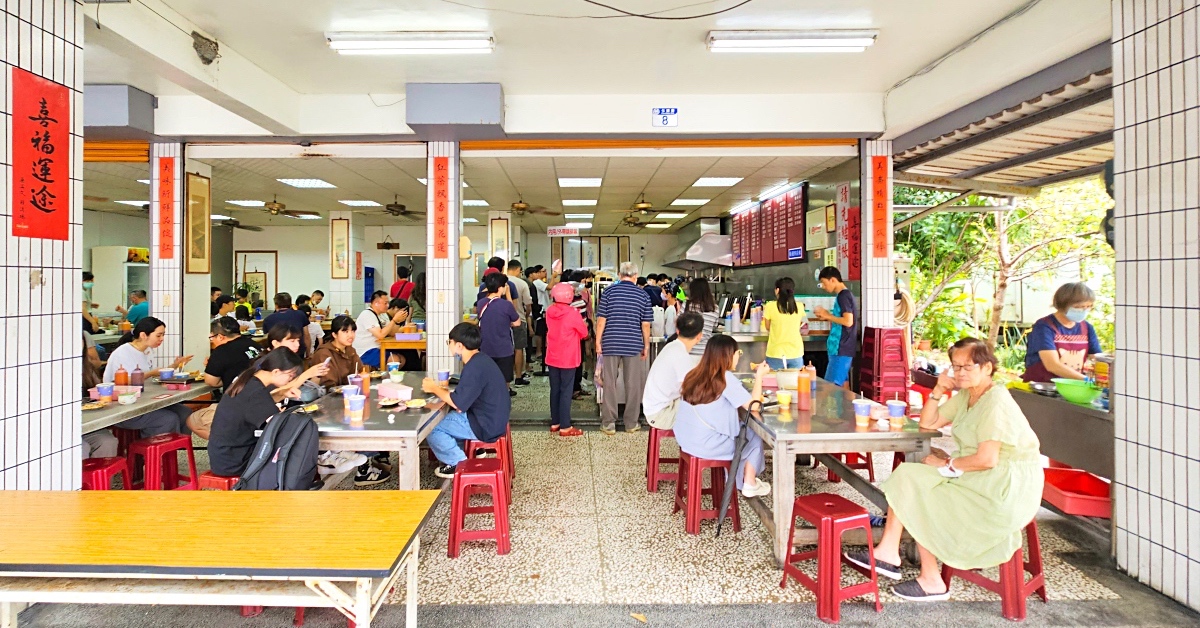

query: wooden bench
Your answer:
[0,490,441,628]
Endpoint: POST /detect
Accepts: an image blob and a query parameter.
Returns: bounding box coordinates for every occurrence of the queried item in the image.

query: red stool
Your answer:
[646,427,680,493]
[127,433,199,490]
[448,458,511,557]
[111,427,141,458]
[892,452,906,471]
[199,470,239,490]
[673,452,740,535]
[941,521,1047,621]
[827,453,876,483]
[81,457,131,490]
[780,493,882,623]
[465,433,513,495]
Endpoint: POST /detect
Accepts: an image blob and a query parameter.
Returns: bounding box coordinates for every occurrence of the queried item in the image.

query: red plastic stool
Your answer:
[238,606,306,625]
[465,433,513,496]
[892,452,906,471]
[673,452,741,535]
[199,470,239,490]
[448,458,511,557]
[127,433,199,490]
[941,521,1047,621]
[111,427,141,458]
[827,453,876,483]
[81,457,131,490]
[780,493,882,623]
[646,427,680,492]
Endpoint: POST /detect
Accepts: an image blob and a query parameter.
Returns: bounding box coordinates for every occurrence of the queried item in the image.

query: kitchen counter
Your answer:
[1011,389,1114,479]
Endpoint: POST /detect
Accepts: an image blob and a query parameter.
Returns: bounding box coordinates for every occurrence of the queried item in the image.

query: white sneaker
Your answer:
[318,451,367,475]
[741,479,771,498]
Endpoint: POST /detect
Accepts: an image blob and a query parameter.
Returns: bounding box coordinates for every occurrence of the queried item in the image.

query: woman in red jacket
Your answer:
[546,282,589,437]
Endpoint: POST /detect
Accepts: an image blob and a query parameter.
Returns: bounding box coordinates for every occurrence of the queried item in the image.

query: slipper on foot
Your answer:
[891,579,950,601]
[843,551,902,580]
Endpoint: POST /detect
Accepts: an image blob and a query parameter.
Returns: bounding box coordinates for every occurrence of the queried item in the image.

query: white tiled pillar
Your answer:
[327,210,365,317]
[0,0,85,491]
[859,139,895,329]
[426,141,462,375]
[149,142,184,365]
[1111,0,1200,610]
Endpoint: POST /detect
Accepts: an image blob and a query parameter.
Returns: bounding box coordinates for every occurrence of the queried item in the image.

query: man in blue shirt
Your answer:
[813,266,859,387]
[117,290,150,325]
[423,323,511,478]
[262,292,312,357]
[595,262,654,435]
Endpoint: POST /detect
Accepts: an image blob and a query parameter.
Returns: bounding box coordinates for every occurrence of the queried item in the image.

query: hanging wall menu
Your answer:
[729,183,808,268]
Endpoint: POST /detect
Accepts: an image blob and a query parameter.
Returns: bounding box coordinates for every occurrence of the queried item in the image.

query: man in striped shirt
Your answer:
[595,262,654,435]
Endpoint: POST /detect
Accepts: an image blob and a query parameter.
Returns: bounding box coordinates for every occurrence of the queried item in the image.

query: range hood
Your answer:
[662,232,733,270]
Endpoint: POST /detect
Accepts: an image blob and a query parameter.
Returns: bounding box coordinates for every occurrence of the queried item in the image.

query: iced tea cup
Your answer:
[852,398,872,427]
[437,369,450,389]
[97,383,114,403]
[345,394,366,424]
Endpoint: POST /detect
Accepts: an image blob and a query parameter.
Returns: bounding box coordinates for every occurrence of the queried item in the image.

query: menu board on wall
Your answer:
[729,183,809,268]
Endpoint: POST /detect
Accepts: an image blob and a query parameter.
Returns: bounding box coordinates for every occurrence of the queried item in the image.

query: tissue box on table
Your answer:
[393,333,423,341]
[377,382,414,401]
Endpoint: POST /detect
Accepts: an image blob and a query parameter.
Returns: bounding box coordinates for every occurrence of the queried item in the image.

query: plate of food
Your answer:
[294,403,321,414]
[81,400,108,411]
[405,399,427,410]
[369,371,386,380]
[378,398,403,408]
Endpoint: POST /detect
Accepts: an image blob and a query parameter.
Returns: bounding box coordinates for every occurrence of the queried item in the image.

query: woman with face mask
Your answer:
[1020,282,1103,383]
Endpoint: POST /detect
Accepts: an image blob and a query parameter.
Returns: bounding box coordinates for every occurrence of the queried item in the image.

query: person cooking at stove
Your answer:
[1021,282,1103,383]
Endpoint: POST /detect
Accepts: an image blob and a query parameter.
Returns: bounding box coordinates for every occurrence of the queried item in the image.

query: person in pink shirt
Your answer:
[545,282,589,437]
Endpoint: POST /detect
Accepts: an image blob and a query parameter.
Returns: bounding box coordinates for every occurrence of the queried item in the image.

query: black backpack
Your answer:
[233,407,321,491]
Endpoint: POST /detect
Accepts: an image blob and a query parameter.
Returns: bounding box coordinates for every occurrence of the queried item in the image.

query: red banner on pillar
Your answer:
[871,155,889,258]
[433,156,450,259]
[11,68,70,240]
[157,157,176,259]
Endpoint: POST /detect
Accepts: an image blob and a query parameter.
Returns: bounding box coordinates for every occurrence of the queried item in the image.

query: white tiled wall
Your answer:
[425,141,461,375]
[149,142,183,365]
[1112,0,1200,611]
[0,1,84,491]
[859,139,895,328]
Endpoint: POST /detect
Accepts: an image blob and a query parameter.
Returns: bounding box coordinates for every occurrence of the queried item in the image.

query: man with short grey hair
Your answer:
[595,261,654,435]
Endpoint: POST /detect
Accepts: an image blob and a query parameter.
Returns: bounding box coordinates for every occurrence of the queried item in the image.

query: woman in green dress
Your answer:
[845,337,1043,601]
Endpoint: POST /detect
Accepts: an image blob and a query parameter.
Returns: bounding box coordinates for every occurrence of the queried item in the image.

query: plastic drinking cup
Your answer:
[438,369,450,389]
[387,361,401,372]
[776,391,792,406]
[341,385,360,397]
[886,399,908,418]
[415,322,426,331]
[97,383,114,402]
[345,394,366,422]
[159,368,174,381]
[852,398,872,426]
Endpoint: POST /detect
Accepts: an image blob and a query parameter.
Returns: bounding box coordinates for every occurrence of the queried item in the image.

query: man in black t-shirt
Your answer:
[205,317,262,391]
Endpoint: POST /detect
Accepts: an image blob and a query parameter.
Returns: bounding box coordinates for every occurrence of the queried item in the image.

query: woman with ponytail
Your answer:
[762,277,808,370]
[208,348,305,477]
[673,334,773,499]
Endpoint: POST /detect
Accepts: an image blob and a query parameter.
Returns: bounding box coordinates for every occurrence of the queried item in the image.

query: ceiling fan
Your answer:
[217,218,263,232]
[621,213,643,227]
[263,195,320,220]
[354,195,426,220]
[632,193,653,215]
[510,199,560,216]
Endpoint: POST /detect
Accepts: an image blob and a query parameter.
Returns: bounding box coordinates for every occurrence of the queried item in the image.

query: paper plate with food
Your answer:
[81,400,108,411]
[405,399,427,410]
[378,398,403,408]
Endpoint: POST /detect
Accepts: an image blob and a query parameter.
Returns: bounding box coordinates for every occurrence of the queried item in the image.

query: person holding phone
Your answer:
[352,291,409,368]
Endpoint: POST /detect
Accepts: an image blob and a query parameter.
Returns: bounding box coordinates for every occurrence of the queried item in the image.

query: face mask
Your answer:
[1065,308,1088,323]
[83,282,94,289]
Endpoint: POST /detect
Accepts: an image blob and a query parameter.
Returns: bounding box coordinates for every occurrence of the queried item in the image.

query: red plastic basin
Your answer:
[1043,468,1111,518]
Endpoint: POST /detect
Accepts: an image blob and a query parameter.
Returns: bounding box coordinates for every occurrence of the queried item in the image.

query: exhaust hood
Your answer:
[661,232,733,270]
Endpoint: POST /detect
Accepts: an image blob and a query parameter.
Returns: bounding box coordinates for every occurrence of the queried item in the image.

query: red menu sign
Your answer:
[871,155,889,258]
[157,156,175,259]
[432,156,450,259]
[11,68,70,240]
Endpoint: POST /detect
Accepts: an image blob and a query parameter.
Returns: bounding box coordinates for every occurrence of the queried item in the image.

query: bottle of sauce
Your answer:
[114,366,130,387]
[796,371,812,410]
[129,366,144,388]
[806,363,818,392]
[360,366,371,397]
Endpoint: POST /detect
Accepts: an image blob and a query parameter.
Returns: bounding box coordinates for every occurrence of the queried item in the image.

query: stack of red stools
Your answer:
[859,327,910,403]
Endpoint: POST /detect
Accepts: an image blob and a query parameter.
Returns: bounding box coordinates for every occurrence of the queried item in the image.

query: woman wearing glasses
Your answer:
[844,338,1043,602]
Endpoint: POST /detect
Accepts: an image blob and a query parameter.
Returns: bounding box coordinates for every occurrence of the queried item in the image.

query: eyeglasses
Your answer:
[950,362,980,372]
[207,335,216,341]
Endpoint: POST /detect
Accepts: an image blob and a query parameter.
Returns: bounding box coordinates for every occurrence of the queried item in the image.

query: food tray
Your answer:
[1043,468,1111,518]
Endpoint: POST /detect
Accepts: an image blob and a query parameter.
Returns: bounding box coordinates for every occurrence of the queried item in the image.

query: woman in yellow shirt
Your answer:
[762,277,808,370]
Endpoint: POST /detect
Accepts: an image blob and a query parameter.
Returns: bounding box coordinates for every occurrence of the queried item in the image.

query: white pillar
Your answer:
[859,139,895,329]
[1111,0,1200,611]
[425,142,462,375]
[0,1,85,490]
[327,210,366,317]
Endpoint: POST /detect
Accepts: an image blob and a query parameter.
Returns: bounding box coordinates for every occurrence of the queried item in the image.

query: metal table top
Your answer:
[308,371,447,439]
[82,382,216,435]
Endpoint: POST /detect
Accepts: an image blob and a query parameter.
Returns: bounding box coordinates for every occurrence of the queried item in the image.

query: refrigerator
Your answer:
[90,246,150,315]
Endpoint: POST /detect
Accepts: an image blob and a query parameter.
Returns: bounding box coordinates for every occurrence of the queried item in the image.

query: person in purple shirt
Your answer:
[476,271,522,394]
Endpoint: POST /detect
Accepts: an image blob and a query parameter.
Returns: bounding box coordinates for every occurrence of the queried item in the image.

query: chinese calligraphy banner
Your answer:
[871,155,889,258]
[157,157,176,259]
[432,156,450,259]
[12,68,70,240]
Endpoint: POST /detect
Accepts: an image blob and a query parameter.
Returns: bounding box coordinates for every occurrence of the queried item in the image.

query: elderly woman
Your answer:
[1021,281,1103,383]
[845,338,1043,601]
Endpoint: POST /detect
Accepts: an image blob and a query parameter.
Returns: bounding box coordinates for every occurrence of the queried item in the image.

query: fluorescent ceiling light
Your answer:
[558,178,602,188]
[210,214,232,221]
[339,200,380,207]
[288,214,323,220]
[326,31,494,55]
[277,178,336,188]
[671,199,709,206]
[708,30,878,53]
[562,199,598,206]
[227,200,265,207]
[564,213,594,220]
[656,212,689,219]
[564,222,592,229]
[462,200,489,207]
[760,182,795,199]
[645,223,670,229]
[416,178,469,187]
[693,177,743,187]
[114,200,147,206]
[136,179,150,185]
[729,200,756,215]
[463,217,480,223]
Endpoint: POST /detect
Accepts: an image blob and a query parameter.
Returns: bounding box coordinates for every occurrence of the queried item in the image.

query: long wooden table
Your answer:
[376,339,427,369]
[742,378,939,564]
[82,382,216,435]
[0,490,441,628]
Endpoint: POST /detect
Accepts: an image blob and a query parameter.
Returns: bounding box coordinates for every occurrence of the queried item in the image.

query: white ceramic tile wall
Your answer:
[425,141,461,376]
[0,0,84,491]
[859,139,895,329]
[1112,0,1200,612]
[149,142,183,365]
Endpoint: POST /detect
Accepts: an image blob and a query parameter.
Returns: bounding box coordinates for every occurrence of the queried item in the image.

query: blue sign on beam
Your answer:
[787,247,804,260]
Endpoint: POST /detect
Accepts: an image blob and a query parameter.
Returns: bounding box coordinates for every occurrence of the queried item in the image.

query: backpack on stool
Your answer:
[234,407,321,491]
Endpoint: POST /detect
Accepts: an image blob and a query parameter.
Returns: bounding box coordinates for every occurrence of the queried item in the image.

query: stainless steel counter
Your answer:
[1012,389,1114,479]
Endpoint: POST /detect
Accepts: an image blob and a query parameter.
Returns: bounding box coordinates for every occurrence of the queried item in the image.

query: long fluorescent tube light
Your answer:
[227,200,265,207]
[558,178,602,187]
[729,200,756,215]
[562,199,598,206]
[339,200,380,207]
[645,224,670,229]
[326,31,494,55]
[564,213,594,220]
[693,177,743,187]
[277,178,336,188]
[462,200,489,207]
[210,214,233,221]
[760,182,796,200]
[564,222,592,229]
[463,217,480,223]
[136,179,150,185]
[656,213,688,219]
[288,214,323,220]
[114,201,147,206]
[671,199,709,206]
[708,30,878,53]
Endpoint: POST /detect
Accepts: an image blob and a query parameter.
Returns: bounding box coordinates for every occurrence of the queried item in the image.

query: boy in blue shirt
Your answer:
[813,266,859,387]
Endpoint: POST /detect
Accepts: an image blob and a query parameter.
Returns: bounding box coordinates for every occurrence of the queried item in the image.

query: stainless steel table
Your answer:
[89,332,123,347]
[82,382,216,435]
[309,372,449,490]
[740,377,939,564]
